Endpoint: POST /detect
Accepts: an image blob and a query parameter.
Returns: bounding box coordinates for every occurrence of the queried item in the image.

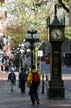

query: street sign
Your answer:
[38,50,43,57]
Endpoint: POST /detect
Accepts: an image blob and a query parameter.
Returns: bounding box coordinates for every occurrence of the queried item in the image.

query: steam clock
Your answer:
[47,4,65,98]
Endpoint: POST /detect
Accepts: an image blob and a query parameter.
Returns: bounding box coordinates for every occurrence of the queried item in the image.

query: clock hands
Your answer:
[55,31,61,39]
[51,29,61,40]
[55,32,59,37]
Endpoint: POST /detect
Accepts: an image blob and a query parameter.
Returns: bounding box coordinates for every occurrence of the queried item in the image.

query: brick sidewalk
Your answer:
[0,80,71,108]
[0,71,71,107]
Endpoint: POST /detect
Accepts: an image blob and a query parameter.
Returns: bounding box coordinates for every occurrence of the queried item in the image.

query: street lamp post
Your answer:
[25,25,40,70]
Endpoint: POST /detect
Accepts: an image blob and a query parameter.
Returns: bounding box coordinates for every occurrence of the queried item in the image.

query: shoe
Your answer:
[37,101,40,105]
[21,91,25,94]
[11,89,13,92]
[32,102,35,105]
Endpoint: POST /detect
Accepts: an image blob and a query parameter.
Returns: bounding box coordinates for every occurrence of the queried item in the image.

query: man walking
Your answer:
[19,68,27,94]
[27,65,40,105]
[8,68,16,92]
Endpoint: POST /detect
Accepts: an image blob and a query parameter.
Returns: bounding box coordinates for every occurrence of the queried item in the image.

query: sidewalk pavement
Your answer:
[0,72,71,107]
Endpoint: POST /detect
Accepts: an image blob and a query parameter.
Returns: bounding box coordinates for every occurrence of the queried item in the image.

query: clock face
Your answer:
[51,29,62,40]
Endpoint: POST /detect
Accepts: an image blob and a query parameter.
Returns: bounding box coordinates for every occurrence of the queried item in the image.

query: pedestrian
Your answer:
[8,67,16,92]
[19,68,27,94]
[41,74,45,94]
[46,73,48,81]
[27,65,40,105]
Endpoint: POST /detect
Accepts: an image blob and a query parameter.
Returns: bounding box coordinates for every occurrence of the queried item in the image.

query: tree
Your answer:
[0,0,4,6]
[2,0,70,49]
[3,0,55,48]
[65,26,71,39]
[58,0,69,13]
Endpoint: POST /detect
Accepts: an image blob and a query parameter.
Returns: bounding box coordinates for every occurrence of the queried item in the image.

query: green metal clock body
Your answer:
[48,26,65,98]
[47,4,65,99]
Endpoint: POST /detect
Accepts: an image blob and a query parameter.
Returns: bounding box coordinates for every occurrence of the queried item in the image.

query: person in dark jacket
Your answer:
[19,68,27,94]
[8,68,16,92]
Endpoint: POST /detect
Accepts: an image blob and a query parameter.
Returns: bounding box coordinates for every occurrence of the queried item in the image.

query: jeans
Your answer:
[29,86,39,104]
[9,81,14,91]
[20,82,25,93]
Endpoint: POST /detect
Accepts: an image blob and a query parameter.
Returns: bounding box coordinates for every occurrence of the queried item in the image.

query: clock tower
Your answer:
[47,4,65,98]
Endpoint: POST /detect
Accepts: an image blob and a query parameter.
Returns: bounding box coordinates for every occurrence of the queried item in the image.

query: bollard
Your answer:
[41,74,44,94]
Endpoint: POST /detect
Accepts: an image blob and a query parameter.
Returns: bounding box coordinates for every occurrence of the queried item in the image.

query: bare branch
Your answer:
[58,0,69,13]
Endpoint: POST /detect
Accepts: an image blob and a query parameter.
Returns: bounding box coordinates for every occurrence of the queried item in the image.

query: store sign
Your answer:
[38,50,43,57]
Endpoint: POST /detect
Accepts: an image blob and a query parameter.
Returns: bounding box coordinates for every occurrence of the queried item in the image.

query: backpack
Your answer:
[19,72,27,81]
[33,72,40,84]
[8,73,16,83]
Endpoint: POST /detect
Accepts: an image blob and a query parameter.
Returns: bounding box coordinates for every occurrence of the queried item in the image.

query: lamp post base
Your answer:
[47,80,65,99]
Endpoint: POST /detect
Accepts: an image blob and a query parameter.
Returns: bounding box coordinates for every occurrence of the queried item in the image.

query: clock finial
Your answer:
[55,4,57,17]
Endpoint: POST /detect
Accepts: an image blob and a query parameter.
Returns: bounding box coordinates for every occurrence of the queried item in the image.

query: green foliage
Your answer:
[0,0,4,6]
[6,26,25,49]
[3,0,70,48]
[65,26,71,39]
[4,0,53,47]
